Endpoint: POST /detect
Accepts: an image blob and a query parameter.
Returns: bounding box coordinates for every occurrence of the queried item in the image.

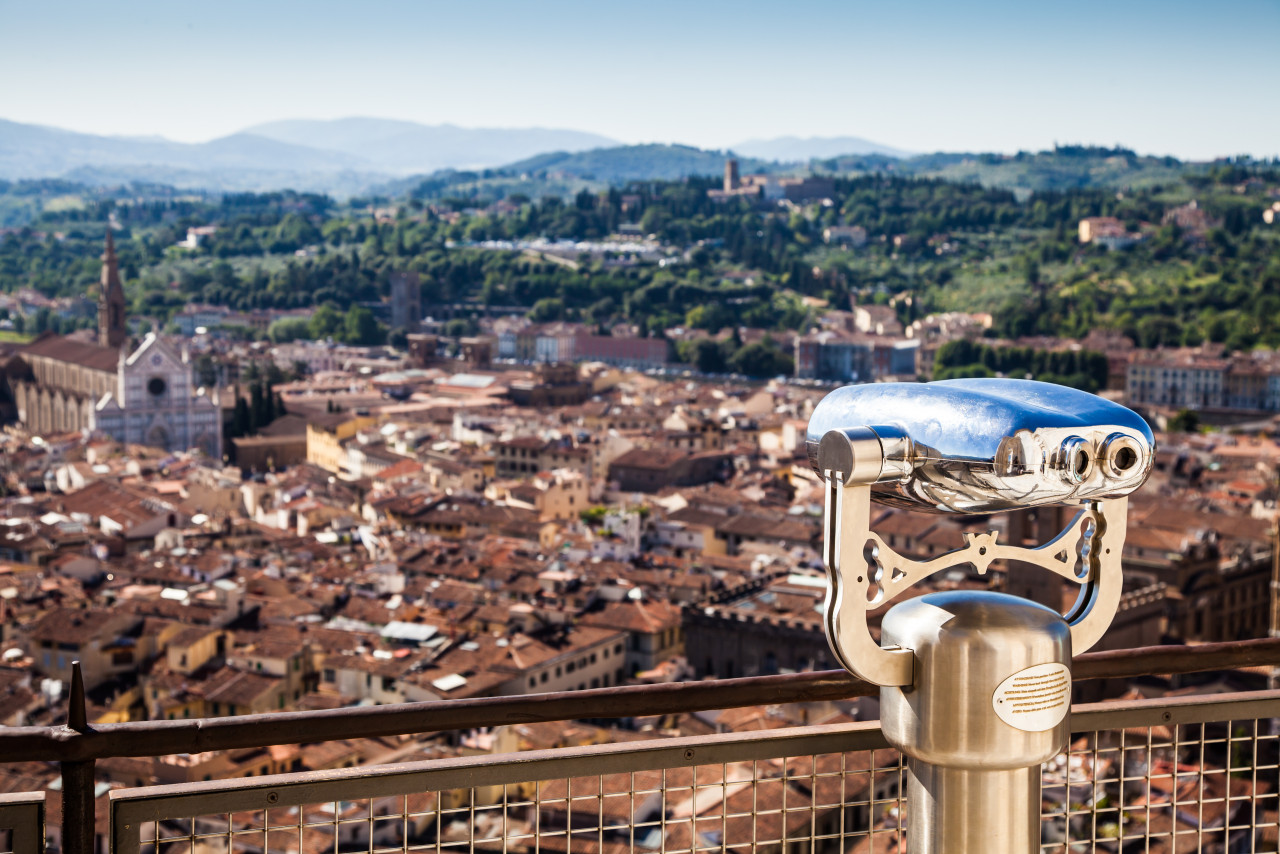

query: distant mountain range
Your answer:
[0,117,625,193]
[0,117,1194,201]
[242,118,620,174]
[0,116,917,194]
[0,119,364,179]
[729,135,912,161]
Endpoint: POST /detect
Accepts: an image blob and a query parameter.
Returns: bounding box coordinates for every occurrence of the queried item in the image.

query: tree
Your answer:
[729,338,793,378]
[444,318,477,338]
[250,381,267,431]
[1168,409,1200,433]
[308,304,343,340]
[678,338,730,374]
[230,396,251,439]
[269,316,312,343]
[342,305,385,346]
[529,298,565,323]
[194,354,219,388]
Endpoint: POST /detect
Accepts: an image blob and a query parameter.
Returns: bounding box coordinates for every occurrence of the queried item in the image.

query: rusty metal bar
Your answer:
[0,637,1277,765]
[106,689,1280,854]
[110,717,893,832]
[60,663,93,854]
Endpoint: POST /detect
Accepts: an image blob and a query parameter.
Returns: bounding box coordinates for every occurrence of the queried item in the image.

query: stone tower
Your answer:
[99,229,127,349]
[724,159,740,192]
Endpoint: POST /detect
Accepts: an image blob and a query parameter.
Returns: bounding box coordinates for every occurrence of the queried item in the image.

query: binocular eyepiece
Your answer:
[807,378,1154,514]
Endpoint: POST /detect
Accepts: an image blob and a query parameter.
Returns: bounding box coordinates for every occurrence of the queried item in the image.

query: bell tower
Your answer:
[99,229,127,348]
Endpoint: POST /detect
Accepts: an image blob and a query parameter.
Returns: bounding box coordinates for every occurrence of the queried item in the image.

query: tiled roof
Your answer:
[196,666,283,707]
[19,334,120,372]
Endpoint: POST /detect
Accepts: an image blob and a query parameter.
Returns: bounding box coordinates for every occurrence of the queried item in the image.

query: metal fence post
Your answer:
[60,662,95,854]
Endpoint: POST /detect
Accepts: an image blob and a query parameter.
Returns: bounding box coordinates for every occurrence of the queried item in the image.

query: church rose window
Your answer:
[148,377,167,396]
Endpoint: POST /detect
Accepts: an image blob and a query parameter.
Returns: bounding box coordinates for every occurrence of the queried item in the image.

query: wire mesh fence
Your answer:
[110,692,1280,854]
[1043,716,1279,853]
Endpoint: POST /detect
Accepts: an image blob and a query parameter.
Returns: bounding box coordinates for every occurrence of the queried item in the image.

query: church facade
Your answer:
[5,233,223,460]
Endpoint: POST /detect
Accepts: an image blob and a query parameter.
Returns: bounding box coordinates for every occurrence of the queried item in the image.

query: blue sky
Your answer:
[1,0,1275,159]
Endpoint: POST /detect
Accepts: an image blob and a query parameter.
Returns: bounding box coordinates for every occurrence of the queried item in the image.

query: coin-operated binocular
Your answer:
[809,379,1153,854]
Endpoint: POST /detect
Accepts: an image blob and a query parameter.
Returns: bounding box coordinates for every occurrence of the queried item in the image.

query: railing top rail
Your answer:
[109,689,1280,834]
[5,637,1279,765]
[109,716,893,819]
[0,792,44,807]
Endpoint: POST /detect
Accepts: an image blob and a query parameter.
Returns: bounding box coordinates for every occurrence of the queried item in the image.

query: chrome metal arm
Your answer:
[821,472,1128,687]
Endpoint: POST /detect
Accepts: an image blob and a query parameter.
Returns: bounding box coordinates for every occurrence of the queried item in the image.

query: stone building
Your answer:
[4,233,223,459]
[683,573,835,679]
[389,271,421,333]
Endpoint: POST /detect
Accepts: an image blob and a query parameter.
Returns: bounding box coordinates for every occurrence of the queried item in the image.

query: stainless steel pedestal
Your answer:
[906,764,1039,853]
[880,591,1072,854]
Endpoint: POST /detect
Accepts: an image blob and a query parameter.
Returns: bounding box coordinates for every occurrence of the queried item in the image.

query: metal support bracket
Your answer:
[821,473,1127,687]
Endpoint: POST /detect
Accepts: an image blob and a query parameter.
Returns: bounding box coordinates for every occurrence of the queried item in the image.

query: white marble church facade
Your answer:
[7,233,223,460]
[94,334,222,458]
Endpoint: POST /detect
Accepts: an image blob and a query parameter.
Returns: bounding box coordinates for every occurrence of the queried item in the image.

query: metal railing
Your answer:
[3,638,1279,854]
[0,794,44,854]
[107,691,1280,854]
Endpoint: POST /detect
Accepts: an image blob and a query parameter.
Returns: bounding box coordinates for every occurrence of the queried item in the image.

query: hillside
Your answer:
[0,116,1218,199]
[816,146,1195,192]
[501,144,773,183]
[243,118,620,174]
[0,120,369,179]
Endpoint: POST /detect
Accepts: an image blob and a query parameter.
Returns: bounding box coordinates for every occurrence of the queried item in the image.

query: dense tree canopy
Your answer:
[2,157,1278,371]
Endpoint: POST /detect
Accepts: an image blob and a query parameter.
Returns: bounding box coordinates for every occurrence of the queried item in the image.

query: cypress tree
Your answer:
[249,382,265,433]
[232,397,250,438]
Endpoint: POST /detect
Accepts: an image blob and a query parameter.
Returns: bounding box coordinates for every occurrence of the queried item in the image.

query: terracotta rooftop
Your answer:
[19,333,120,373]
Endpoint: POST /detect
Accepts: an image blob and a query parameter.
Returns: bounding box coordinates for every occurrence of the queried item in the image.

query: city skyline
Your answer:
[1,0,1277,161]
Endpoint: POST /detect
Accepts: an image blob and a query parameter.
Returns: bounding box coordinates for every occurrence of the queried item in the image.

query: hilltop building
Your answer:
[1078,216,1142,250]
[708,159,835,204]
[3,233,223,458]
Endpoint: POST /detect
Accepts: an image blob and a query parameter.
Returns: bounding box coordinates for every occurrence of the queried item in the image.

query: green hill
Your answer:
[502,144,773,183]
[817,146,1196,192]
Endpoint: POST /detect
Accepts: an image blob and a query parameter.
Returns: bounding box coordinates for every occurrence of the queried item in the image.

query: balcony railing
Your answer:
[3,638,1280,854]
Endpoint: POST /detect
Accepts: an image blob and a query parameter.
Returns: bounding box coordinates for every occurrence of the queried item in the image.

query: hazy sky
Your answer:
[2,0,1276,159]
